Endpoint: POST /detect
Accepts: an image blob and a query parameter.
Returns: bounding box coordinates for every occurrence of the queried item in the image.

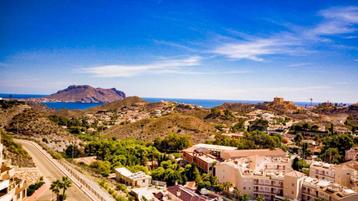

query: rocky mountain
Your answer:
[45,85,125,103]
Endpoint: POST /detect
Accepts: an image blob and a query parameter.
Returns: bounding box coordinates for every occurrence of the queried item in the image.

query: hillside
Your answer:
[103,113,215,143]
[45,85,126,103]
[6,108,68,136]
[88,96,146,112]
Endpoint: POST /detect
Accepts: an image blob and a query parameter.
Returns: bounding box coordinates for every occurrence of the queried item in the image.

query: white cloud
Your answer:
[82,56,201,77]
[212,6,358,62]
[212,34,302,61]
[288,63,312,67]
[312,6,358,35]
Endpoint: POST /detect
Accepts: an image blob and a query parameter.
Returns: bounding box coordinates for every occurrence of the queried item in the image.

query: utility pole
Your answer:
[72,141,74,159]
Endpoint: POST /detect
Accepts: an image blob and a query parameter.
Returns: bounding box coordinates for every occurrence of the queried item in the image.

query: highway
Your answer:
[16,139,91,201]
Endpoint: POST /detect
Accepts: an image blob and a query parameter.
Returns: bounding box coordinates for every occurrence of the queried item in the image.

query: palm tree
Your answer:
[60,176,72,201]
[50,180,61,201]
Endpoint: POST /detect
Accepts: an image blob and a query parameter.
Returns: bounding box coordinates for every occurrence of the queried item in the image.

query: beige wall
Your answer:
[309,166,335,182]
[283,174,303,200]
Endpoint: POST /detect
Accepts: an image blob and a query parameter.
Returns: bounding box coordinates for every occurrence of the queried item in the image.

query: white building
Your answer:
[0,143,28,201]
[215,151,358,201]
[115,167,151,187]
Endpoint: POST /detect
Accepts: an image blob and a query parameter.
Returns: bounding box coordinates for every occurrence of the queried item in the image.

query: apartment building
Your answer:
[309,161,358,191]
[115,167,151,187]
[0,143,28,201]
[216,155,293,201]
[216,154,358,201]
[220,148,287,160]
[301,177,358,201]
[182,144,287,174]
[309,162,336,182]
[181,144,237,174]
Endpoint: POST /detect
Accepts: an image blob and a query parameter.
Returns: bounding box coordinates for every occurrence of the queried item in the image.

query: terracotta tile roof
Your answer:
[167,185,214,201]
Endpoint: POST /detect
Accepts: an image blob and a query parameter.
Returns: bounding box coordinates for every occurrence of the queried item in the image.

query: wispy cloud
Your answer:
[82,56,201,77]
[313,6,358,35]
[288,62,312,67]
[212,34,303,61]
[154,40,199,52]
[211,6,358,62]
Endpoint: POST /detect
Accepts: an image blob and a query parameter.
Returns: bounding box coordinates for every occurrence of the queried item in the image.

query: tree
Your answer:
[248,118,269,132]
[50,177,72,201]
[301,142,311,159]
[90,161,111,177]
[321,148,341,164]
[294,133,303,145]
[65,144,81,158]
[231,119,246,132]
[292,157,309,173]
[320,134,353,162]
[59,177,72,201]
[50,180,61,201]
[154,133,192,153]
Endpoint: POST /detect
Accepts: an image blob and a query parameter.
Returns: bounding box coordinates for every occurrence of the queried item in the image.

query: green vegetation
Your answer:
[154,133,191,153]
[320,134,353,163]
[230,118,246,132]
[0,99,24,109]
[212,131,283,149]
[151,160,189,185]
[85,138,160,170]
[49,115,92,134]
[292,157,309,174]
[345,115,358,132]
[290,122,320,134]
[321,148,341,164]
[0,130,28,156]
[205,108,235,120]
[98,179,127,201]
[196,173,225,192]
[90,160,112,176]
[65,144,82,158]
[27,177,45,196]
[248,119,268,132]
[50,177,72,201]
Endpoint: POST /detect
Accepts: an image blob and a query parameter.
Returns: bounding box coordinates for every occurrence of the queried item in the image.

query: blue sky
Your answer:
[0,0,358,103]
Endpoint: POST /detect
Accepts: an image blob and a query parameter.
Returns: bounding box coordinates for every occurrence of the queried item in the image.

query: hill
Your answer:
[6,108,68,136]
[89,96,146,112]
[45,85,126,103]
[103,113,215,143]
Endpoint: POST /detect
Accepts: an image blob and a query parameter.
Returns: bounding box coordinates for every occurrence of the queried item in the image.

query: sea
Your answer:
[0,93,317,110]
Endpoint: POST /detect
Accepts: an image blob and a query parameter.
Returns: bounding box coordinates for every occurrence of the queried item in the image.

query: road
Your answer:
[17,140,91,201]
